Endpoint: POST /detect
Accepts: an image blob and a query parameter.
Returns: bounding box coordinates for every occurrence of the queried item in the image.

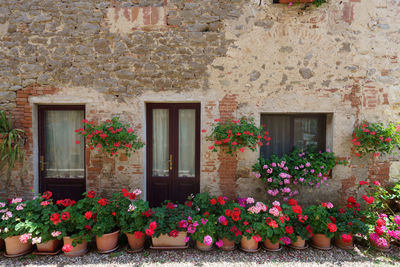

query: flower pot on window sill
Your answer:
[311,234,332,250]
[126,232,146,251]
[96,229,120,253]
[151,232,187,248]
[4,236,33,257]
[36,239,62,253]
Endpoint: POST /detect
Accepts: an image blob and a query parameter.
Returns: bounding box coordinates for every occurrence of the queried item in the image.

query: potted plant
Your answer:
[145,201,194,248]
[238,199,266,252]
[0,111,25,186]
[282,199,312,249]
[254,201,288,251]
[75,117,144,157]
[0,198,33,256]
[206,117,270,155]
[352,121,400,158]
[56,197,92,256]
[333,196,368,250]
[112,188,150,251]
[191,214,217,251]
[19,191,62,254]
[215,202,243,250]
[305,202,337,250]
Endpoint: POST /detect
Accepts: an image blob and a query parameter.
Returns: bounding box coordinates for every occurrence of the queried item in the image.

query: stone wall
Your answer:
[0,0,399,203]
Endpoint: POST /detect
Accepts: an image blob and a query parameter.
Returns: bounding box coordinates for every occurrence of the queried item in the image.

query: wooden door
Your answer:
[146,103,200,207]
[38,105,86,201]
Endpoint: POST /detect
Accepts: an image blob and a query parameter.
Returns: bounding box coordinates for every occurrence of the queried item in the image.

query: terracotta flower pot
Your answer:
[63,236,88,256]
[240,236,258,251]
[152,231,187,247]
[220,237,235,250]
[196,240,213,251]
[291,236,306,248]
[263,238,280,250]
[334,235,353,250]
[370,239,391,251]
[312,234,331,249]
[5,235,33,256]
[37,239,62,253]
[96,230,120,253]
[126,232,146,250]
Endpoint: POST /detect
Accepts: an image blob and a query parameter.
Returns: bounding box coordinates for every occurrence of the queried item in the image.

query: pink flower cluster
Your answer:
[247,202,267,214]
[51,231,62,237]
[19,233,32,244]
[203,235,213,246]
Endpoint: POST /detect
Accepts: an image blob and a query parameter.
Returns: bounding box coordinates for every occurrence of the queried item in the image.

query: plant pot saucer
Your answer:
[262,244,283,252]
[150,244,189,250]
[125,245,144,254]
[219,245,236,251]
[3,248,33,258]
[98,245,119,254]
[310,243,333,250]
[196,245,214,252]
[64,248,88,257]
[289,243,309,250]
[239,245,260,253]
[32,248,61,256]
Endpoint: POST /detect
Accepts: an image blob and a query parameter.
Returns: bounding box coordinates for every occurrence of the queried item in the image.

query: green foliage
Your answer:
[305,203,336,238]
[281,203,312,241]
[0,198,31,238]
[206,117,270,155]
[191,214,217,243]
[214,202,243,243]
[352,121,400,157]
[0,111,25,182]
[75,117,144,157]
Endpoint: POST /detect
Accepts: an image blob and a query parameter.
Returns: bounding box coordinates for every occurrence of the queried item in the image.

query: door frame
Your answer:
[145,103,201,206]
[37,105,86,196]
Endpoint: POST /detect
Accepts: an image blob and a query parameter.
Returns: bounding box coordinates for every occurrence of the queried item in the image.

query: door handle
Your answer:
[169,154,173,171]
[40,155,45,171]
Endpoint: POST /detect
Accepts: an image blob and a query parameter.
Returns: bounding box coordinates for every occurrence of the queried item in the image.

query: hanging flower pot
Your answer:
[196,240,213,251]
[263,238,280,251]
[36,239,62,253]
[240,236,259,252]
[4,235,33,257]
[62,237,88,256]
[151,232,187,248]
[219,237,235,251]
[126,232,146,251]
[96,230,120,253]
[311,234,332,250]
[290,236,307,249]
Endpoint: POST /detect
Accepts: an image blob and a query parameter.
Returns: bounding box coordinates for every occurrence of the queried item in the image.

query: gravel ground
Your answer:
[0,244,399,267]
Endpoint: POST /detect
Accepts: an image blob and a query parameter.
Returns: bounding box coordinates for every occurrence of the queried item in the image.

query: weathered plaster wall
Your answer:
[0,0,399,203]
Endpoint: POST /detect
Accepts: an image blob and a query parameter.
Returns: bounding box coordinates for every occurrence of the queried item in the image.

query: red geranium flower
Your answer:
[62,244,73,253]
[243,221,249,226]
[217,196,225,205]
[230,226,237,233]
[359,181,369,186]
[328,216,336,223]
[232,208,241,216]
[210,199,217,205]
[149,221,157,230]
[61,212,70,221]
[376,218,386,227]
[186,201,192,207]
[128,193,136,200]
[224,209,231,217]
[50,213,61,225]
[112,212,116,216]
[285,226,293,235]
[166,202,175,209]
[134,231,143,239]
[306,225,313,237]
[86,190,96,198]
[42,191,52,200]
[292,205,302,214]
[145,228,154,236]
[97,198,107,206]
[341,234,352,243]
[170,230,179,238]
[252,235,262,242]
[288,199,297,206]
[362,195,374,204]
[347,196,356,204]
[84,211,93,220]
[84,225,92,230]
[121,188,129,197]
[203,211,209,218]
[142,209,153,217]
[327,223,337,233]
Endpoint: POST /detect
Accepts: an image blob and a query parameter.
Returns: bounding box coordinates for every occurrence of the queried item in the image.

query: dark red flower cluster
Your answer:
[361,195,374,204]
[56,199,76,207]
[86,190,96,198]
[145,221,157,236]
[50,213,61,225]
[166,202,175,209]
[97,198,107,206]
[41,191,52,200]
[327,222,337,233]
[142,209,154,217]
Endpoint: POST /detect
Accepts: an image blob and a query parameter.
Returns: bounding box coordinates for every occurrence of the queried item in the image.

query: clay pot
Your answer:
[152,232,187,247]
[96,230,120,253]
[220,237,235,250]
[291,236,306,248]
[37,239,62,253]
[63,236,88,256]
[126,232,146,250]
[334,235,353,250]
[240,236,258,251]
[370,239,391,251]
[312,234,331,249]
[5,235,33,256]
[263,238,280,250]
[277,0,314,3]
[196,240,213,251]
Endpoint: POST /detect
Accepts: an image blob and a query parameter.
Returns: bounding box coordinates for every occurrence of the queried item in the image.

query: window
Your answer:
[260,114,326,158]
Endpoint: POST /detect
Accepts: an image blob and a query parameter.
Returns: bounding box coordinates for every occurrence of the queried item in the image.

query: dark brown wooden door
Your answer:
[38,105,86,201]
[146,103,200,207]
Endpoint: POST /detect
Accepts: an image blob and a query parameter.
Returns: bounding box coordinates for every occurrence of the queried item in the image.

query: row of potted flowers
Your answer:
[0,184,399,257]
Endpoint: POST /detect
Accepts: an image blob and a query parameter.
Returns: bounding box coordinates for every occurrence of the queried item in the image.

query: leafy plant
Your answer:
[206,117,270,155]
[305,202,337,238]
[215,202,243,243]
[0,198,32,239]
[191,214,217,245]
[238,199,266,241]
[0,111,25,182]
[75,117,144,157]
[282,199,313,243]
[352,121,400,158]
